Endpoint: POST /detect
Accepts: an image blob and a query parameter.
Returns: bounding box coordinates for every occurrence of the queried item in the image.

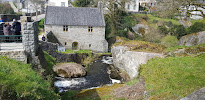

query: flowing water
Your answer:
[54,56,121,93]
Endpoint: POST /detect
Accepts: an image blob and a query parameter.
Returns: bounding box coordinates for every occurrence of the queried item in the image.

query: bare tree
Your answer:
[156,0,205,18]
[95,0,130,36]
[27,0,43,20]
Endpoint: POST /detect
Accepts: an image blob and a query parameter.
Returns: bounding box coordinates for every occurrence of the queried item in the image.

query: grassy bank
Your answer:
[113,37,166,53]
[140,53,205,99]
[0,56,58,99]
[61,83,123,100]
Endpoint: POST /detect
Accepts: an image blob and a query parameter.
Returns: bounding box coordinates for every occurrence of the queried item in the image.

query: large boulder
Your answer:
[53,63,86,78]
[180,87,205,100]
[179,31,205,46]
[111,46,164,79]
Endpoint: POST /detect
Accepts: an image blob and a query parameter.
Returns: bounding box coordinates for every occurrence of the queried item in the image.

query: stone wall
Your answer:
[40,41,74,62]
[111,46,164,79]
[22,22,39,57]
[44,25,108,52]
[0,50,27,63]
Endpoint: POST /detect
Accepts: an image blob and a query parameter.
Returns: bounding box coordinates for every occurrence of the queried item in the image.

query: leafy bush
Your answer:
[158,26,169,35]
[165,21,173,27]
[0,56,58,99]
[188,22,205,34]
[116,30,127,37]
[38,19,44,29]
[152,19,158,23]
[161,35,178,47]
[170,25,187,39]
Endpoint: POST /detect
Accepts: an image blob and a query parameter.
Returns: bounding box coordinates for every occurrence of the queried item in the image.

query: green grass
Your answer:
[43,51,56,75]
[190,18,205,24]
[114,37,166,53]
[135,14,180,25]
[125,78,139,86]
[38,19,44,30]
[0,56,58,99]
[140,53,205,99]
[60,49,92,54]
[165,44,205,53]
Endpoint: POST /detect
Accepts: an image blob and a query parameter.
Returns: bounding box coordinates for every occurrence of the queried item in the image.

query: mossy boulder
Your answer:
[179,31,205,46]
[53,63,86,78]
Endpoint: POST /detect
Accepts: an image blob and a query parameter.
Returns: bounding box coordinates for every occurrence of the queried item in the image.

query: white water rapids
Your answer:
[54,56,121,93]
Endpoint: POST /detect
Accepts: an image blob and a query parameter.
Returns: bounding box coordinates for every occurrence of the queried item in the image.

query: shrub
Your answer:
[38,19,44,29]
[161,35,178,47]
[158,26,169,35]
[116,30,127,37]
[165,21,173,27]
[152,19,158,23]
[188,22,205,34]
[170,25,187,39]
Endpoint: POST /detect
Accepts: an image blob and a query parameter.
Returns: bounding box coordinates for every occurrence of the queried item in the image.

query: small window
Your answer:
[134,5,136,10]
[65,42,67,45]
[127,4,130,9]
[89,44,91,47]
[63,25,68,32]
[88,26,93,32]
[61,2,65,7]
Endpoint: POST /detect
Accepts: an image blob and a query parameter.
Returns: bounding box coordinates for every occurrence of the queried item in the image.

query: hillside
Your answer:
[0,56,58,99]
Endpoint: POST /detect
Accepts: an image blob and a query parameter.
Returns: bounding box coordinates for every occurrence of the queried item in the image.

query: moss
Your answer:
[71,83,123,100]
[114,37,166,53]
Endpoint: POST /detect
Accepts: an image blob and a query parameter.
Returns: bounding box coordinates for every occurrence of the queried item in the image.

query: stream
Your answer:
[54,56,121,93]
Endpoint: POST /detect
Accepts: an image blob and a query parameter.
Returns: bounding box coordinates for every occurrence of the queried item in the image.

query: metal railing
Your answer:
[0,35,22,42]
[0,35,23,51]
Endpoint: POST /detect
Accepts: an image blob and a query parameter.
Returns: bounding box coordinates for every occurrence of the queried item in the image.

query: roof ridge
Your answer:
[47,6,99,10]
[45,6,105,27]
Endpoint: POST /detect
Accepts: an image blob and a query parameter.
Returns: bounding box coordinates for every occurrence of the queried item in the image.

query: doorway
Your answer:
[72,42,78,50]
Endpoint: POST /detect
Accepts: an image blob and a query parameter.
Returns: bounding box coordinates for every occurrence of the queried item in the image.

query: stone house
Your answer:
[44,6,108,52]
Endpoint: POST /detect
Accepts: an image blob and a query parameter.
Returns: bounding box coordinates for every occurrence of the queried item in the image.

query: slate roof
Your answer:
[45,6,105,27]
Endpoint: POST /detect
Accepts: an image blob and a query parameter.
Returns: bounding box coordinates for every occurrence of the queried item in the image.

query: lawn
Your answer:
[60,49,92,54]
[140,53,205,99]
[135,14,180,25]
[190,18,205,24]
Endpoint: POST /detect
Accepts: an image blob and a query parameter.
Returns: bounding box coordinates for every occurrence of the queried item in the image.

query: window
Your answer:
[127,4,130,10]
[88,26,93,32]
[61,2,65,7]
[134,5,136,10]
[63,25,68,32]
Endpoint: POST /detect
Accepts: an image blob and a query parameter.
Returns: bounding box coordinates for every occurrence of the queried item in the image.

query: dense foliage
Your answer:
[38,19,44,29]
[0,2,14,14]
[188,22,205,34]
[73,0,94,7]
[161,35,178,47]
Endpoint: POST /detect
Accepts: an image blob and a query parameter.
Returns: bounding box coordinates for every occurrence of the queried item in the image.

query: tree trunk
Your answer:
[36,10,37,21]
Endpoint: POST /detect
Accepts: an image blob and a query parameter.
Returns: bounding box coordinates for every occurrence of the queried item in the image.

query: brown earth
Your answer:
[113,78,145,100]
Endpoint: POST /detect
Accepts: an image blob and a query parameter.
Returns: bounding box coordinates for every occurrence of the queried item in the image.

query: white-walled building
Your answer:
[46,0,69,7]
[125,0,140,12]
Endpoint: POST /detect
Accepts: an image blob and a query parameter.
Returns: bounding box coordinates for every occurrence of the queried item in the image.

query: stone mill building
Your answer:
[44,6,108,52]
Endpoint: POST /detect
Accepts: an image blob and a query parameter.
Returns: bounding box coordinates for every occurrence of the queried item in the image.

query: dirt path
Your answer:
[113,78,145,100]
